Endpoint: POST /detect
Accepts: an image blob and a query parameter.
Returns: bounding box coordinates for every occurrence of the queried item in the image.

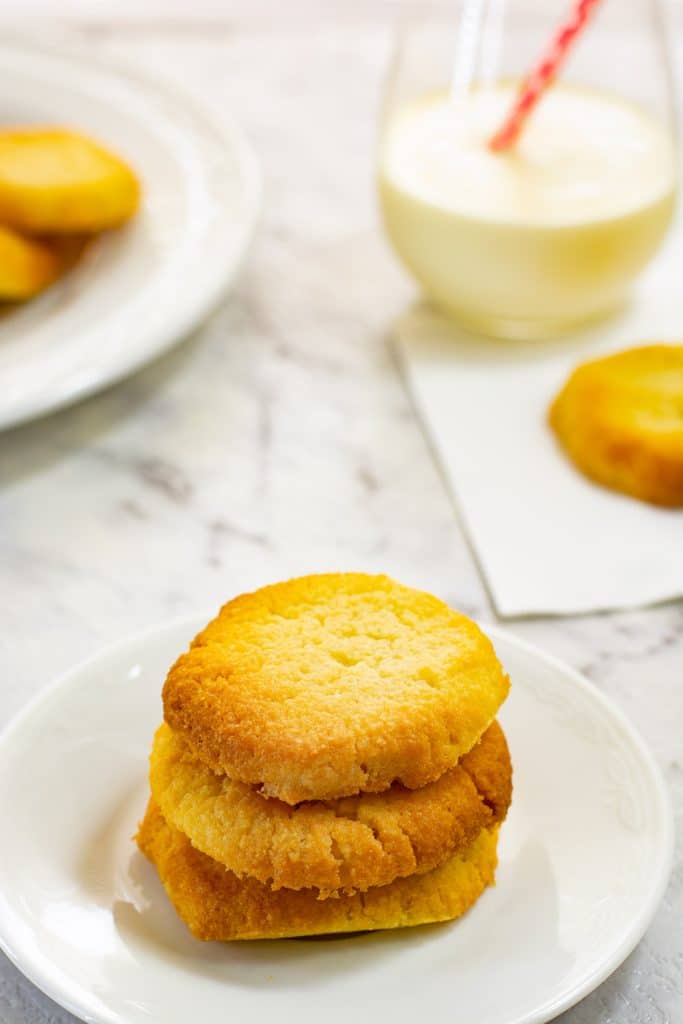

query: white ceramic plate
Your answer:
[0,38,260,430]
[0,616,672,1024]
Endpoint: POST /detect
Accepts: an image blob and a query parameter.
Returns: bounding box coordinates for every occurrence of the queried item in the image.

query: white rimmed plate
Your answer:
[0,38,260,430]
[0,616,673,1024]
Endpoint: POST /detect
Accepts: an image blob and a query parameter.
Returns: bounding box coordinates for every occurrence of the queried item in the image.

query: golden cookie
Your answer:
[0,128,140,234]
[137,799,499,941]
[550,344,683,507]
[149,720,511,897]
[162,573,510,803]
[0,224,62,299]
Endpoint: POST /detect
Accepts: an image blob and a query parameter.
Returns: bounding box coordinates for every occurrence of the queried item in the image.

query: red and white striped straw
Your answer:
[489,0,605,152]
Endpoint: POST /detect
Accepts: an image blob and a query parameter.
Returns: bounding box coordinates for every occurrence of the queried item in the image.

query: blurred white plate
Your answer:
[0,615,672,1024]
[0,39,260,430]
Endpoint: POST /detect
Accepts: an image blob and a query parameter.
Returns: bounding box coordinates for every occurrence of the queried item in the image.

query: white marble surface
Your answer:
[0,5,681,1022]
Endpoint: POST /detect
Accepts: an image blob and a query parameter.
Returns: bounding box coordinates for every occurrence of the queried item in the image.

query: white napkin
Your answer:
[394,220,683,618]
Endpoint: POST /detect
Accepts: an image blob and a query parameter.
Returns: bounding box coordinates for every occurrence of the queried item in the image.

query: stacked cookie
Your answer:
[137,573,512,941]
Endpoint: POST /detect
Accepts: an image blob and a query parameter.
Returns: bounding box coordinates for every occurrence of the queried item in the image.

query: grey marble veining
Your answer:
[0,6,681,1023]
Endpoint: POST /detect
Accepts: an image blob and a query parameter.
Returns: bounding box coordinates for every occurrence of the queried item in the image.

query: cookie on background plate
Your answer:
[0,128,140,234]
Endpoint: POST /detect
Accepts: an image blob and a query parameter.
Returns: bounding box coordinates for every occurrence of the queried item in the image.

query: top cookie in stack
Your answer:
[138,573,512,940]
[162,573,509,803]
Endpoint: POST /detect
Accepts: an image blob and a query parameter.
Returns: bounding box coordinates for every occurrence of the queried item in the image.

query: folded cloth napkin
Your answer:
[394,223,683,617]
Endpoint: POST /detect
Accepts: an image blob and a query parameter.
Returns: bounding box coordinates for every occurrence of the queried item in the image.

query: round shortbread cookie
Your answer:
[162,573,510,803]
[137,799,500,941]
[0,128,140,234]
[150,720,511,896]
[550,343,683,507]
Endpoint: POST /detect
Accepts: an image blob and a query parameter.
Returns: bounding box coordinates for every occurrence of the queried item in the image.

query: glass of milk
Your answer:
[378,1,678,339]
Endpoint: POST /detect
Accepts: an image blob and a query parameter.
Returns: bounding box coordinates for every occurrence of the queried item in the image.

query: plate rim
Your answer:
[0,613,674,1024]
[488,623,674,1023]
[0,35,262,432]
